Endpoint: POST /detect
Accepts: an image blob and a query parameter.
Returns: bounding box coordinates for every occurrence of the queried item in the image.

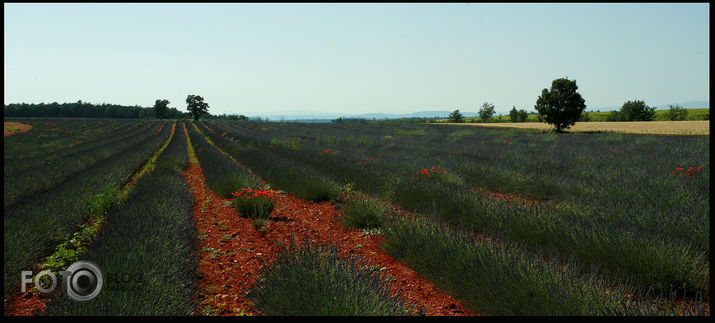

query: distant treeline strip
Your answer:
[4,101,185,119]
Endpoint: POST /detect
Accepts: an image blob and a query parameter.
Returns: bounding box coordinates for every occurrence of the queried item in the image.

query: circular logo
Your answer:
[34,270,57,293]
[65,261,103,301]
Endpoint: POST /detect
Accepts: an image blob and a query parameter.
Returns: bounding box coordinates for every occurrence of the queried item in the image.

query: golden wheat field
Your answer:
[435,121,710,135]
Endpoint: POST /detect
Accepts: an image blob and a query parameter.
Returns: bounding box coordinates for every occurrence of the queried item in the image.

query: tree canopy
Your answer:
[4,101,185,119]
[478,102,495,121]
[448,109,465,123]
[186,95,210,121]
[509,106,528,122]
[153,99,170,119]
[534,78,586,132]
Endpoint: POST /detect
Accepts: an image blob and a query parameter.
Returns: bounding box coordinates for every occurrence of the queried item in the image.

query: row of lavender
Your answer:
[203,121,708,293]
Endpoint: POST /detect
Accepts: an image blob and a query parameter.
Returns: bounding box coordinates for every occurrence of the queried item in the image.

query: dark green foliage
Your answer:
[606,110,624,121]
[577,111,591,122]
[247,241,414,316]
[509,106,529,122]
[4,101,185,119]
[186,95,210,121]
[534,78,586,132]
[44,130,197,315]
[620,100,656,121]
[478,102,495,121]
[664,105,688,121]
[4,122,172,299]
[448,109,464,123]
[153,99,170,119]
[340,195,392,229]
[381,217,708,316]
[186,123,258,197]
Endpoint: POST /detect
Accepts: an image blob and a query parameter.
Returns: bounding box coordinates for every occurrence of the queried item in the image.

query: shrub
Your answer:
[300,178,342,202]
[664,105,688,121]
[620,100,655,121]
[232,188,277,219]
[247,241,414,316]
[509,107,519,122]
[509,107,529,122]
[341,195,393,229]
[517,109,529,122]
[448,109,464,123]
[214,173,254,198]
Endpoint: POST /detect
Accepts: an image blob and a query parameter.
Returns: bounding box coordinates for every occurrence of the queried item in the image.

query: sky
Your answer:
[3,3,710,117]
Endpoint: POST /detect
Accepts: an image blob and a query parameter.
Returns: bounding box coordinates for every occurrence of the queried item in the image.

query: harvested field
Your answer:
[434,121,709,135]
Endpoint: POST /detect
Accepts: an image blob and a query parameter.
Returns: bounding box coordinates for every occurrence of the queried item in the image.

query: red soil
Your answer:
[185,147,477,316]
[4,122,32,137]
[4,283,48,316]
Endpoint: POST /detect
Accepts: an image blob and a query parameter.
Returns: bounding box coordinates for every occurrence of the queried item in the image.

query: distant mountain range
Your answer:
[248,101,708,121]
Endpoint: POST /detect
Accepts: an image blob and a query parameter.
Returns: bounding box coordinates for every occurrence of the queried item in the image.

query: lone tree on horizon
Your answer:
[153,99,169,119]
[448,109,465,123]
[186,95,210,121]
[534,77,586,132]
[478,102,495,121]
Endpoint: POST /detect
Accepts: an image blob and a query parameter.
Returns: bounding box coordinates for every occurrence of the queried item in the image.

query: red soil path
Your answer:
[186,137,477,316]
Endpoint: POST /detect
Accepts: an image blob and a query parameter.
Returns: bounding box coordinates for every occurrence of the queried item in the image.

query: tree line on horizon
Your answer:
[3,86,706,132]
[3,100,186,119]
[3,95,250,122]
[446,78,706,131]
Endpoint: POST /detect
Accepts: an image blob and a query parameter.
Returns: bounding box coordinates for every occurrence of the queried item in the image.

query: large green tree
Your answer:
[153,99,170,119]
[534,78,586,132]
[186,95,209,121]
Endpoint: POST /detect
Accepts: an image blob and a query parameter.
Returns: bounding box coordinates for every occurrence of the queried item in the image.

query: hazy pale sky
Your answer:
[3,3,709,116]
